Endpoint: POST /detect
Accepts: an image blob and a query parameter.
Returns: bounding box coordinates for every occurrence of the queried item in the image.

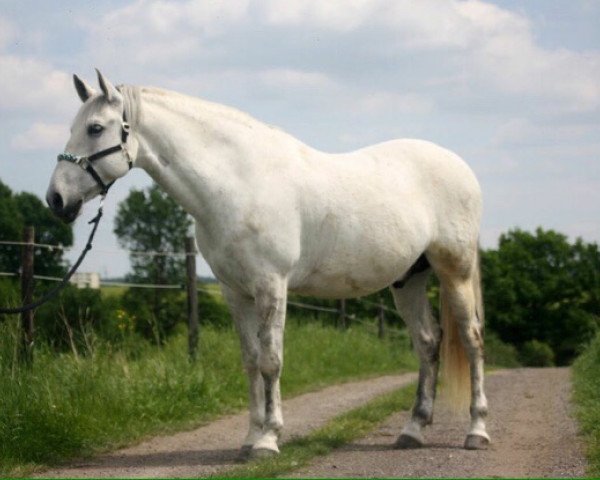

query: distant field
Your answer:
[100,280,223,302]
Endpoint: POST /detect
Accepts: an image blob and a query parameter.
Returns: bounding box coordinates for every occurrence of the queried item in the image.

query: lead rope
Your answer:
[0,197,105,315]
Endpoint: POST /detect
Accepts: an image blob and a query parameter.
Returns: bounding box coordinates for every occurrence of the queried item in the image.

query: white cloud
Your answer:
[0,16,18,49]
[260,0,376,31]
[260,0,529,49]
[84,0,250,68]
[0,55,74,115]
[258,68,335,90]
[357,92,434,115]
[11,122,68,151]
[493,118,599,147]
[83,0,600,115]
[261,0,600,113]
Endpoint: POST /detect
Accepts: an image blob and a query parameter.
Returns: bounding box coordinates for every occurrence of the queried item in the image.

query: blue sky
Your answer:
[0,0,599,278]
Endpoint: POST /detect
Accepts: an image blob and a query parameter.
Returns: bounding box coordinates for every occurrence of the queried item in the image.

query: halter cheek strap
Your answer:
[57,113,132,195]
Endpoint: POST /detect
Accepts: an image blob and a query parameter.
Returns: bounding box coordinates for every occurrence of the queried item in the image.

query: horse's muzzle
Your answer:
[46,190,82,224]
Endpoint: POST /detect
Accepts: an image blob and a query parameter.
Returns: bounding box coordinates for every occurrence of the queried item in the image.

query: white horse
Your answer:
[47,71,490,456]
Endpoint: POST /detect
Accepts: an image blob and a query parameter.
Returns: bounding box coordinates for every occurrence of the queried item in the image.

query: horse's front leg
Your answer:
[222,285,266,455]
[222,277,287,458]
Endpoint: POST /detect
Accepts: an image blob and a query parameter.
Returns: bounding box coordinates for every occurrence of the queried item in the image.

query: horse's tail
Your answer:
[440,248,483,413]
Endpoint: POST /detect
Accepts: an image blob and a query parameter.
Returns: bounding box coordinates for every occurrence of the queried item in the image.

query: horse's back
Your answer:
[288,139,482,297]
[308,138,482,241]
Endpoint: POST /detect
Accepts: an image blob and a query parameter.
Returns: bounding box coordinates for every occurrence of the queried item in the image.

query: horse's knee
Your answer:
[259,350,282,378]
[241,346,261,375]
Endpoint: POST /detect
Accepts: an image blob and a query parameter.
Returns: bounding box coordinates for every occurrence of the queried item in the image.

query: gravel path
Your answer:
[39,372,417,478]
[289,368,587,478]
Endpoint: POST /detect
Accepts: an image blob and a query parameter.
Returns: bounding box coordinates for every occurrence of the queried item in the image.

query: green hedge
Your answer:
[572,331,600,476]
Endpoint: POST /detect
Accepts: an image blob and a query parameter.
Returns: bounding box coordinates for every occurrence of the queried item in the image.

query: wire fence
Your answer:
[1,236,407,342]
[0,240,195,257]
[1,268,403,315]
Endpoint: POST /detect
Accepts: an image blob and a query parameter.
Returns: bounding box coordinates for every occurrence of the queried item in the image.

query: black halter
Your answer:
[57,111,132,195]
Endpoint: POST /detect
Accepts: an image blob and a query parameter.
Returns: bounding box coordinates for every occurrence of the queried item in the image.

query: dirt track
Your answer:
[39,368,587,478]
[290,368,587,478]
[40,373,417,478]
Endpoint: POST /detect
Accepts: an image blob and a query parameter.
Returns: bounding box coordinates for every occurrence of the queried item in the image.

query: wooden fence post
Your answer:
[338,299,347,329]
[20,226,35,365]
[378,300,385,339]
[185,236,199,361]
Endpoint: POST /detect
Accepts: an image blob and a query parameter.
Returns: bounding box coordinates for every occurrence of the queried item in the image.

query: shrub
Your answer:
[34,285,120,353]
[197,289,230,327]
[484,331,520,368]
[119,288,186,343]
[519,339,555,367]
[573,331,600,475]
[0,278,19,309]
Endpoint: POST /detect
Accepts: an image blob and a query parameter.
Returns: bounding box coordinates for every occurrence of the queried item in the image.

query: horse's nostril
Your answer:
[52,192,64,211]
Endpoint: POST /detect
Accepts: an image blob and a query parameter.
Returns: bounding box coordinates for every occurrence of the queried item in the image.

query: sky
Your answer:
[0,0,599,279]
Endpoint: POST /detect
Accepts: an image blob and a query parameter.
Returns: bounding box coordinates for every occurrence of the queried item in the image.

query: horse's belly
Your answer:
[289,222,428,299]
[290,270,398,298]
[289,254,413,298]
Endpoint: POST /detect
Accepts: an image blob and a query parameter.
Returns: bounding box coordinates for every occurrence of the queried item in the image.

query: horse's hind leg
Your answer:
[440,277,489,449]
[390,261,441,448]
[433,247,490,450]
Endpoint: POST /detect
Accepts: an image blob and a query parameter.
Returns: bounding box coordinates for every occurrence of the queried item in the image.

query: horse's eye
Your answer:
[87,124,104,136]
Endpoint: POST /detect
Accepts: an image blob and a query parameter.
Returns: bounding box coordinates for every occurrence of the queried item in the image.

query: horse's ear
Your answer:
[95,68,121,103]
[73,74,96,102]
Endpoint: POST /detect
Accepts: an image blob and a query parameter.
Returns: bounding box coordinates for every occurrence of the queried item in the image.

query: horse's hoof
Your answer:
[464,434,490,450]
[394,434,424,449]
[237,445,253,462]
[249,447,279,459]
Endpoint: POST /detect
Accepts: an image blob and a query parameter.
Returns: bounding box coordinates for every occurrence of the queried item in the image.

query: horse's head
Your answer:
[46,70,135,223]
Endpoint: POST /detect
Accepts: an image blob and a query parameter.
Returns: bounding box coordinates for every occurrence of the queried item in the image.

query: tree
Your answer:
[482,228,600,365]
[114,185,192,284]
[0,179,73,276]
[114,184,192,340]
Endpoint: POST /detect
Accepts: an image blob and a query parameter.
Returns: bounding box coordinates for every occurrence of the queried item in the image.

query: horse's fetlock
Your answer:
[265,417,284,435]
[414,404,433,425]
[470,403,488,418]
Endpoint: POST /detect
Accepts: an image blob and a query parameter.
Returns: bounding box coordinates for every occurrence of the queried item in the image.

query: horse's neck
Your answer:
[134,88,271,221]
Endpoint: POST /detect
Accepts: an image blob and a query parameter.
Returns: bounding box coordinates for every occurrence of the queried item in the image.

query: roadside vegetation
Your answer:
[572,331,600,476]
[0,317,416,477]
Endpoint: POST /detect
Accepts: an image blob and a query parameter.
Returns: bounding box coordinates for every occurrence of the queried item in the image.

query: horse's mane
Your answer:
[117,84,142,130]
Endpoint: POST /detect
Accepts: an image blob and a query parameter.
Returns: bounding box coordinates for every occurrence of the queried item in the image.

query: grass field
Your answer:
[0,317,416,477]
[572,331,600,476]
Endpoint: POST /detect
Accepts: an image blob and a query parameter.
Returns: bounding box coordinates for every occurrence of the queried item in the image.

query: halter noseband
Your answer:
[57,111,132,195]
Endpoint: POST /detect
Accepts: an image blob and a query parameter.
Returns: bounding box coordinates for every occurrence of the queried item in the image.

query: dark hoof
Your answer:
[394,434,424,449]
[249,447,279,460]
[237,445,253,462]
[464,434,490,450]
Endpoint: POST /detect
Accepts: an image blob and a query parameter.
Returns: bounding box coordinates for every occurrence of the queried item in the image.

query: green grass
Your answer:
[0,317,416,477]
[572,331,600,477]
[221,383,416,478]
[99,285,127,298]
